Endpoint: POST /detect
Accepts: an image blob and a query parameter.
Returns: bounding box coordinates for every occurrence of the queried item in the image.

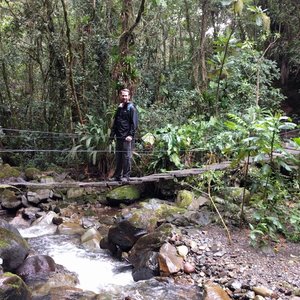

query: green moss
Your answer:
[24,167,41,180]
[0,239,9,248]
[0,164,21,179]
[107,185,140,201]
[157,204,185,218]
[176,190,194,208]
[0,189,16,201]
[0,227,29,249]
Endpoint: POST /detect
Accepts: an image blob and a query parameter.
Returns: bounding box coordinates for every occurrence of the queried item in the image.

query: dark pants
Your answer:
[113,139,133,179]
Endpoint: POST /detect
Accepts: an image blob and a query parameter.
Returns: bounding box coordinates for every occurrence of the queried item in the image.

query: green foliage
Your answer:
[140,117,228,172]
[220,107,299,244]
[207,41,285,114]
[69,108,114,169]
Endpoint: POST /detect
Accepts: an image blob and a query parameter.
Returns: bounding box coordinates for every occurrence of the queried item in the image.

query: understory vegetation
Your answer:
[0,0,300,246]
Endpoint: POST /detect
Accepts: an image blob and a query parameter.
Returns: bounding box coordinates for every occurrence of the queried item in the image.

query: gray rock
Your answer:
[0,273,32,300]
[0,224,30,271]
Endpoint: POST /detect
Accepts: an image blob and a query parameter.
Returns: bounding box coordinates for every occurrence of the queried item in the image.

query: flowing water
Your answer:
[28,234,134,293]
[16,224,203,299]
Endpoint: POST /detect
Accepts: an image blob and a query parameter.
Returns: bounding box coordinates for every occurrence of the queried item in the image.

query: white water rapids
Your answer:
[27,234,134,293]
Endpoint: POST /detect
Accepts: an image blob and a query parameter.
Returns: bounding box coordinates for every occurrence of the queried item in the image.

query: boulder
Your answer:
[176,190,194,208]
[0,164,21,179]
[127,198,185,231]
[105,220,147,254]
[57,222,85,235]
[158,242,183,275]
[24,167,41,180]
[0,273,32,300]
[0,222,30,271]
[0,189,21,210]
[106,185,140,205]
[67,188,85,199]
[128,223,179,281]
[131,251,159,281]
[18,211,58,238]
[81,227,102,251]
[16,255,56,282]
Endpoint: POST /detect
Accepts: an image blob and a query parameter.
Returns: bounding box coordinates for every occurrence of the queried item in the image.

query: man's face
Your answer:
[120,90,130,103]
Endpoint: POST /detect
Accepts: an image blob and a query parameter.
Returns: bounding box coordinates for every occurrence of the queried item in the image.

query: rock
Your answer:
[204,282,231,300]
[188,195,210,210]
[24,264,79,298]
[0,222,30,271]
[184,262,195,274]
[0,272,32,300]
[185,208,212,226]
[18,211,58,238]
[52,217,63,225]
[16,255,56,282]
[158,242,184,275]
[177,245,189,258]
[67,188,85,199]
[0,219,21,235]
[24,167,41,180]
[106,185,140,205]
[21,206,41,221]
[0,189,21,210]
[40,176,55,183]
[176,190,194,208]
[27,191,42,205]
[107,220,147,253]
[57,222,85,235]
[35,189,52,201]
[229,279,242,290]
[81,228,101,243]
[9,214,31,228]
[128,224,178,281]
[0,164,21,179]
[252,286,274,297]
[129,198,185,231]
[132,251,159,281]
[81,238,101,251]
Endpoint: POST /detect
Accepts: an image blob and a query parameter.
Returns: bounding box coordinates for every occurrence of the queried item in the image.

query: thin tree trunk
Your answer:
[61,0,83,125]
[193,0,209,92]
[113,0,146,94]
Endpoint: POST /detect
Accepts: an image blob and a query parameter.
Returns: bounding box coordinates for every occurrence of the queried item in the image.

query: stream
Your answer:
[28,234,134,293]
[23,232,203,299]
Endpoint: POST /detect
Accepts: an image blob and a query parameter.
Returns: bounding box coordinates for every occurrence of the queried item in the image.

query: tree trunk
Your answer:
[194,0,209,91]
[112,0,146,97]
[61,0,83,125]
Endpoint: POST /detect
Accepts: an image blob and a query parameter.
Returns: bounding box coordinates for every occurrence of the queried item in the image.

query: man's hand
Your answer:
[125,136,132,142]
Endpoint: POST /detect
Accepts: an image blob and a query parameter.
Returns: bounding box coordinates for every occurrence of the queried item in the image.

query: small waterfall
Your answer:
[28,234,134,293]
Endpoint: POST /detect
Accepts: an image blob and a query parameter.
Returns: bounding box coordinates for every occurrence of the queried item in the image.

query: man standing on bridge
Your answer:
[109,88,138,182]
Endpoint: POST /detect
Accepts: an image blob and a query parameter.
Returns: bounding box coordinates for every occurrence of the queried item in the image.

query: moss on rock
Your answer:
[175,190,194,208]
[0,164,21,179]
[106,185,140,205]
[0,272,32,300]
[24,167,41,180]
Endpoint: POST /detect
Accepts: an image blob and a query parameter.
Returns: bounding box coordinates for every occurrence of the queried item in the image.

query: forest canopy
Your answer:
[0,0,299,170]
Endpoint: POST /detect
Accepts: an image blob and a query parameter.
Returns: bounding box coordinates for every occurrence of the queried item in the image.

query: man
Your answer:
[110,88,138,181]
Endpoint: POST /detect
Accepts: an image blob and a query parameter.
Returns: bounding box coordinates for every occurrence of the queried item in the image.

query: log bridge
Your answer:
[2,147,299,189]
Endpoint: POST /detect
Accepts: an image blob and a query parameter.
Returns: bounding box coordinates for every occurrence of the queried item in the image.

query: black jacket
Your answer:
[111,102,138,140]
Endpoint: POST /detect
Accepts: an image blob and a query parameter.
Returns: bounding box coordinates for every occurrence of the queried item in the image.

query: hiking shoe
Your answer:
[108,177,121,181]
[121,177,130,182]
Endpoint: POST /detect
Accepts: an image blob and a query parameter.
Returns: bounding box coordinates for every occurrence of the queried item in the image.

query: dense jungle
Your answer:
[0,0,300,299]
